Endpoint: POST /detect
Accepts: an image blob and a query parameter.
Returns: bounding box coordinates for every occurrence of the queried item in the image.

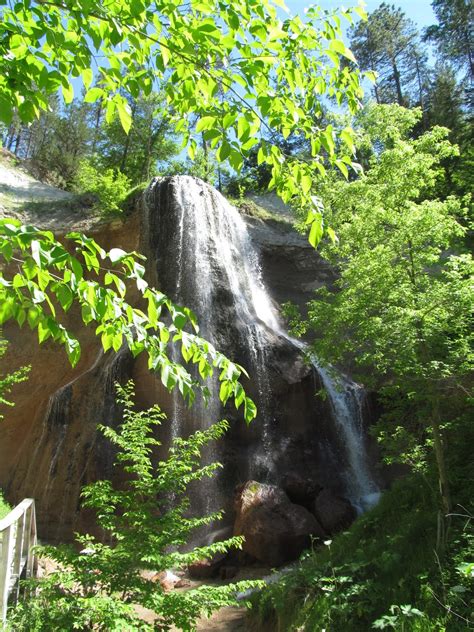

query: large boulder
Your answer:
[233,481,325,566]
[280,471,322,508]
[311,488,356,534]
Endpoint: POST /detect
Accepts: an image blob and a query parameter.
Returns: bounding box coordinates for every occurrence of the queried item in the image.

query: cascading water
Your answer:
[145,176,282,517]
[281,335,380,511]
[315,366,380,511]
[144,176,379,514]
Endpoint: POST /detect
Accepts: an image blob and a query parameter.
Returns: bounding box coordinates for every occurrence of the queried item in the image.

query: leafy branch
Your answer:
[0,219,257,421]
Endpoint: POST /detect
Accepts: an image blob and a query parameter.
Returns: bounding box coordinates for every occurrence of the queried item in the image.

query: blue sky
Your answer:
[285,0,436,29]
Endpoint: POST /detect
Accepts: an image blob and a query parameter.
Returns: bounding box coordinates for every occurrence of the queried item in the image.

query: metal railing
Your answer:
[0,499,37,624]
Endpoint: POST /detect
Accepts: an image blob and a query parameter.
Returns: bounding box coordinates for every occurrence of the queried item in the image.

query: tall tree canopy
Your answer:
[424,0,474,81]
[288,105,473,522]
[348,3,424,107]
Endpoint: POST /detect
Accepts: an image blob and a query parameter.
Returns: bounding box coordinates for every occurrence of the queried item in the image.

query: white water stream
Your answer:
[147,176,379,511]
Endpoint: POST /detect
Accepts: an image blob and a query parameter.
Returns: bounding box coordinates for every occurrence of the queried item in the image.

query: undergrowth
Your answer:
[253,419,474,631]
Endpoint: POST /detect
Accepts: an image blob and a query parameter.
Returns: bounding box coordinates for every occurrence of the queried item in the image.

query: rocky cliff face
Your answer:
[0,175,378,545]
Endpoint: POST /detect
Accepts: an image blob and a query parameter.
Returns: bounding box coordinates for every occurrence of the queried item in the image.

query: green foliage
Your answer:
[0,339,29,420]
[9,381,262,631]
[282,104,473,566]
[254,463,474,631]
[73,158,132,215]
[0,489,11,519]
[424,0,474,81]
[0,0,370,247]
[121,182,149,214]
[1,96,92,188]
[96,92,178,185]
[0,219,256,422]
[229,198,293,226]
[372,604,430,630]
[288,106,473,491]
[162,147,220,186]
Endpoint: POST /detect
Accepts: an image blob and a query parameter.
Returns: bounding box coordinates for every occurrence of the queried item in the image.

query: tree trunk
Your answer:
[415,55,427,128]
[392,59,404,105]
[431,396,451,551]
[431,401,451,516]
[92,101,102,154]
[13,127,23,156]
[374,83,381,105]
[119,130,132,174]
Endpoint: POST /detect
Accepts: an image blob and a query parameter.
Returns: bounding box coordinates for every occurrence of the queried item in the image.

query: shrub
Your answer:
[10,382,261,631]
[73,159,131,215]
[0,489,11,519]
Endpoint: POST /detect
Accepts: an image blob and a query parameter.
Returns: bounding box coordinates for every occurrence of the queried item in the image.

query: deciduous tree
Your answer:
[0,0,369,243]
[287,105,474,537]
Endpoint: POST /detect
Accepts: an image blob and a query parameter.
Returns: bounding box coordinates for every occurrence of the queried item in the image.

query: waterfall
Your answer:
[280,334,380,511]
[145,176,379,512]
[315,367,380,511]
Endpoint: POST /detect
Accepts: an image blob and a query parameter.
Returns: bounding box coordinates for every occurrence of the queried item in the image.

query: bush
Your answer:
[73,159,131,215]
[10,382,261,631]
[0,489,11,519]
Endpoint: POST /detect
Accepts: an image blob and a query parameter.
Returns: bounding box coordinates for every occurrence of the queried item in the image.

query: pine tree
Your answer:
[424,0,474,81]
[349,3,430,108]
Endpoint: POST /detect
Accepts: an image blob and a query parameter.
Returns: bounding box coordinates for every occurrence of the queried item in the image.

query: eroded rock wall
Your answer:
[0,179,362,541]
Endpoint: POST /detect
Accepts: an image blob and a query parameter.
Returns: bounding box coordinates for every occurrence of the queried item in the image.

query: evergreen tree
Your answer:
[424,0,474,82]
[349,4,430,108]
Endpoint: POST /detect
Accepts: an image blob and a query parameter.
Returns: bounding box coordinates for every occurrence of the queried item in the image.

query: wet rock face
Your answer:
[0,177,374,543]
[233,481,325,566]
[246,216,336,316]
[312,488,356,535]
[0,217,141,541]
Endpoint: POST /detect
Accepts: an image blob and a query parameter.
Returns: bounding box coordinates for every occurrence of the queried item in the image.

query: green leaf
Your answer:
[62,80,74,104]
[84,87,104,103]
[308,214,323,248]
[82,68,94,89]
[116,97,132,134]
[196,116,216,133]
[0,96,13,125]
[159,43,170,68]
[237,117,250,141]
[354,4,368,21]
[217,141,231,162]
[331,43,357,63]
[188,139,197,161]
[327,226,338,245]
[335,159,349,179]
[57,284,74,311]
[105,99,116,124]
[301,174,312,195]
[244,397,257,423]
